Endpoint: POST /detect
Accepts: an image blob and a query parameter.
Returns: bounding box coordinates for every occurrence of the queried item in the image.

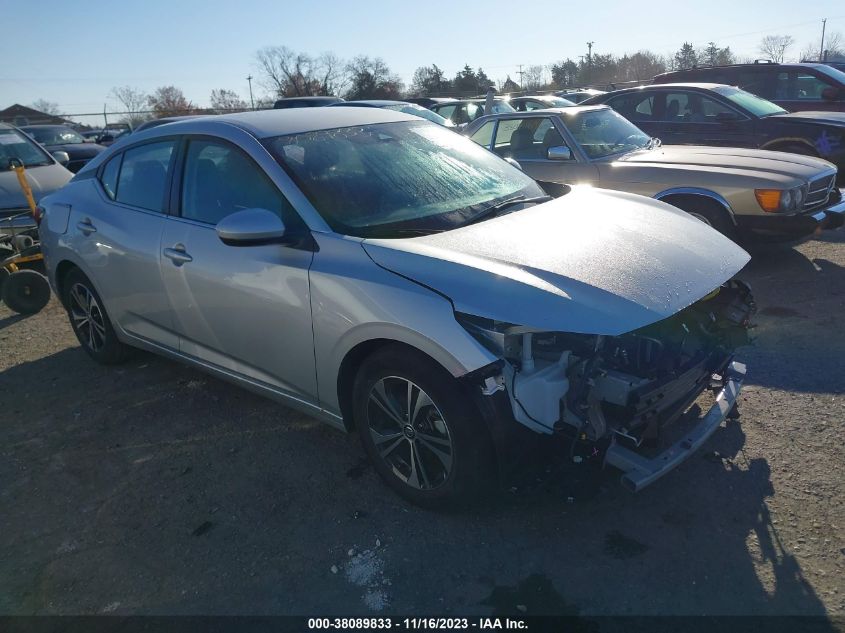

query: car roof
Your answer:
[333,100,412,107]
[470,104,609,121]
[611,83,728,93]
[19,124,74,130]
[139,107,420,139]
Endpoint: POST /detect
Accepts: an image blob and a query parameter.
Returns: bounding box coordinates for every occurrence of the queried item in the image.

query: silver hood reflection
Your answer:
[362,187,750,336]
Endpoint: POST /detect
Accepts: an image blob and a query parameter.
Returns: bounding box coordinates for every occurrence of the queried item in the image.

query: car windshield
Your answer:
[24,126,85,145]
[814,64,845,85]
[0,128,52,170]
[383,104,454,126]
[266,121,544,238]
[714,86,787,117]
[561,108,650,158]
[542,97,576,107]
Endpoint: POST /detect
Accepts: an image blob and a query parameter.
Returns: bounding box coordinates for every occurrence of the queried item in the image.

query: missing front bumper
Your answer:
[603,361,746,492]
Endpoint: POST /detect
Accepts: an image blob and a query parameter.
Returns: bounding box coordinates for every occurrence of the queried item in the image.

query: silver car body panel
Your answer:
[363,187,750,336]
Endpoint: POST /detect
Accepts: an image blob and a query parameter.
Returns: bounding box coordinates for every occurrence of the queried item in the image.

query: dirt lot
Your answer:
[1,232,843,619]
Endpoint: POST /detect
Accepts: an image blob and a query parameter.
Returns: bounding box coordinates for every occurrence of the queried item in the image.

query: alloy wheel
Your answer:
[366,376,453,490]
[69,282,107,352]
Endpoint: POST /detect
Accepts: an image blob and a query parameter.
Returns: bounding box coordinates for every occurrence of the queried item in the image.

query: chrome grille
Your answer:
[804,173,836,210]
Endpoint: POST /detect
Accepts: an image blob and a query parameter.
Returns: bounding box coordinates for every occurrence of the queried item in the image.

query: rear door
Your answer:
[67,138,179,348]
[159,135,318,401]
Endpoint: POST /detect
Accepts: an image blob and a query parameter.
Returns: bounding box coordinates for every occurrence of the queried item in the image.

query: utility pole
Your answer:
[586,41,594,66]
[820,18,827,61]
[246,74,255,110]
[517,64,524,88]
[103,103,108,129]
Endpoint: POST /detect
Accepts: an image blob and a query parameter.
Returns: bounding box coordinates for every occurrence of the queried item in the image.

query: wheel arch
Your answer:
[760,138,819,156]
[336,338,463,432]
[654,188,737,226]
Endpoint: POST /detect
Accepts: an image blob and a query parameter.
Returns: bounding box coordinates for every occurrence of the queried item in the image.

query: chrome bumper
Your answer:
[604,361,746,492]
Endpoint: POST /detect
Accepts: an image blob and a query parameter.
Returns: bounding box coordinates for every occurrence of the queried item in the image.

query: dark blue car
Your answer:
[585,83,845,185]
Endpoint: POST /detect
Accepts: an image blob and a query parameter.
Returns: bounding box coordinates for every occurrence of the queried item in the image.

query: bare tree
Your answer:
[254,46,347,97]
[29,99,60,116]
[147,86,194,118]
[800,32,845,61]
[209,89,248,113]
[110,86,149,127]
[522,65,545,91]
[758,35,794,63]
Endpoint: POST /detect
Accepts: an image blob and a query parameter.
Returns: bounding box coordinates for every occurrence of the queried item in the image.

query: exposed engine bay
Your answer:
[461,280,756,448]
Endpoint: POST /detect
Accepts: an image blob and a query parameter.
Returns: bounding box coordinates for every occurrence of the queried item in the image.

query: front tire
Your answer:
[352,346,494,508]
[62,268,130,364]
[671,197,737,241]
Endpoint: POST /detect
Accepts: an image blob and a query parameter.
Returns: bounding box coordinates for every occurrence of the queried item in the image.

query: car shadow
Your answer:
[0,345,838,620]
[737,237,845,393]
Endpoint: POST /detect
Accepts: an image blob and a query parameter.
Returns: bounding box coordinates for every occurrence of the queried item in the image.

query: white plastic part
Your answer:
[512,351,570,427]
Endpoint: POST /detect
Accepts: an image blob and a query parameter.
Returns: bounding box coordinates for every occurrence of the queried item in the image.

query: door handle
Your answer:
[163,245,193,266]
[76,218,97,235]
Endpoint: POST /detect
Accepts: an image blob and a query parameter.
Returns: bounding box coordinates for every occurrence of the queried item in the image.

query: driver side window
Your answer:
[180,139,302,228]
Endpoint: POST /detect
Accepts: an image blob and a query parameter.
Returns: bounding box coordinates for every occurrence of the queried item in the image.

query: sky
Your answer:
[1,0,843,126]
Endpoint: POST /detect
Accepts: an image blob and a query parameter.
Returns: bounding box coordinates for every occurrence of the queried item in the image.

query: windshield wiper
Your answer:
[460,195,552,228]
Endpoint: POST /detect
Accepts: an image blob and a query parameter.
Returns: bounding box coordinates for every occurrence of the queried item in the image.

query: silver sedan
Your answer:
[38,108,754,507]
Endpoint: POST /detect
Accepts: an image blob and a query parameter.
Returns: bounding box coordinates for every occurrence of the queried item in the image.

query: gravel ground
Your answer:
[0,231,843,620]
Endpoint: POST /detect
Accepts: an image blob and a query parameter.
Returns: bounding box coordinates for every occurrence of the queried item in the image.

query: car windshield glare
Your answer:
[715,86,787,117]
[27,127,84,145]
[562,108,650,159]
[0,129,52,170]
[266,121,543,238]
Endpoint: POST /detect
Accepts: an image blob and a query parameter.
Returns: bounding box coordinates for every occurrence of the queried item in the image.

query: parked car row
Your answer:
[6,73,843,508]
[463,105,843,242]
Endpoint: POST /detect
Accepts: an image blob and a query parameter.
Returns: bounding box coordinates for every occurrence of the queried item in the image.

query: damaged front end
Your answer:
[459,280,756,492]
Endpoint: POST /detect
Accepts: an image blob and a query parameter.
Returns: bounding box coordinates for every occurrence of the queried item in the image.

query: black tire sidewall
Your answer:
[352,345,494,508]
[62,269,128,364]
[1,270,50,314]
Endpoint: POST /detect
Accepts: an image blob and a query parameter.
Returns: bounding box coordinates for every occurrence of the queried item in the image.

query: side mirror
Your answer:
[51,151,70,166]
[503,157,523,171]
[821,86,840,101]
[547,145,573,161]
[98,134,115,144]
[216,208,287,246]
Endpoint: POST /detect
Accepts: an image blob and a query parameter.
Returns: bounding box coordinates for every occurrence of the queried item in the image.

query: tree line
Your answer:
[28,30,845,127]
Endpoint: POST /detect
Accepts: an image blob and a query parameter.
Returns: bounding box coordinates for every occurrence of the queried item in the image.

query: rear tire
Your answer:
[62,268,130,364]
[1,269,50,314]
[352,345,495,509]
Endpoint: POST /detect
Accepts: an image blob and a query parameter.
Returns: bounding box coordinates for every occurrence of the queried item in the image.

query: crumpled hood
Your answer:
[363,187,750,336]
[0,163,72,213]
[770,111,845,127]
[614,145,834,180]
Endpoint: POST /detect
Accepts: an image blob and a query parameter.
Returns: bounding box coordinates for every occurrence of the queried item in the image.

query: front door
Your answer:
[159,136,317,401]
[491,116,599,185]
[655,90,756,147]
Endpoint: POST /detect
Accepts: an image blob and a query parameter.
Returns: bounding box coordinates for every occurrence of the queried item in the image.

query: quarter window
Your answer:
[469,121,496,148]
[180,139,299,227]
[115,141,176,212]
[99,154,122,200]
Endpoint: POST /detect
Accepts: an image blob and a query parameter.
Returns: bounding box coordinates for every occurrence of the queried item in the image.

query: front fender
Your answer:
[309,234,497,417]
